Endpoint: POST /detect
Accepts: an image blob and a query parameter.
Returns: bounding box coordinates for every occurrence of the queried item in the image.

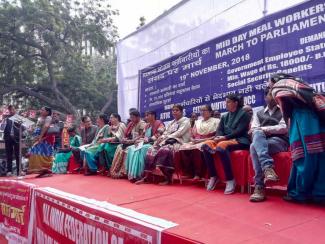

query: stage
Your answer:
[0,174,323,244]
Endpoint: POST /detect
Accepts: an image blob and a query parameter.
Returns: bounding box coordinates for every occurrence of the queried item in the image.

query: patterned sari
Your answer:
[110,120,146,178]
[144,117,191,173]
[125,120,165,180]
[99,123,126,170]
[178,117,219,177]
[83,125,110,172]
[179,118,219,151]
[28,116,55,173]
[272,78,325,202]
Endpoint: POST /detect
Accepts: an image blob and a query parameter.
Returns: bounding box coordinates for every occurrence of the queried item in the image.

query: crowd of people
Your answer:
[1,73,325,204]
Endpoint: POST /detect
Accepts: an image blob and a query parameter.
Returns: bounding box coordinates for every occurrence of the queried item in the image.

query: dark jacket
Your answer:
[80,125,98,145]
[3,117,21,142]
[217,108,250,145]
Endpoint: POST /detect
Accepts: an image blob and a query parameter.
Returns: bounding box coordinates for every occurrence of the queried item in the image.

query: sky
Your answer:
[109,0,183,39]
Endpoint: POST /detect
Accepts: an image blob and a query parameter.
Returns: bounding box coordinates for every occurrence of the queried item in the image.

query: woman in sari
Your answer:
[125,111,165,182]
[52,126,81,174]
[136,105,191,185]
[98,113,126,173]
[201,94,250,194]
[28,107,55,177]
[178,105,220,180]
[109,110,146,178]
[269,73,325,204]
[83,114,110,175]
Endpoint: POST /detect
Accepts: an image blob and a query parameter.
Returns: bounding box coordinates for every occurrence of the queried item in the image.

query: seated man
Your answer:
[249,88,289,202]
[71,116,98,168]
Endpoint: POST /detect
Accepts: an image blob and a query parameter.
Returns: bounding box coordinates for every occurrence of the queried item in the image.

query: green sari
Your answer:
[125,128,152,180]
[99,123,126,170]
[52,135,81,174]
[84,125,110,172]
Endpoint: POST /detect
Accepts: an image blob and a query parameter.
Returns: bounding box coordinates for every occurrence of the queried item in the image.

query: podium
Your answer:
[9,114,35,178]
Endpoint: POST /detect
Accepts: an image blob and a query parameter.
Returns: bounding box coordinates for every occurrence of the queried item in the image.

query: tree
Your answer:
[0,0,119,117]
[137,16,146,29]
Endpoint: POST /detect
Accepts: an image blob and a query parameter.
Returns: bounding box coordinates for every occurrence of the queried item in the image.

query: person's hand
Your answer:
[261,128,270,136]
[107,137,114,143]
[123,139,133,144]
[192,138,201,144]
[213,136,226,142]
[33,137,42,146]
[156,136,164,145]
[249,127,262,135]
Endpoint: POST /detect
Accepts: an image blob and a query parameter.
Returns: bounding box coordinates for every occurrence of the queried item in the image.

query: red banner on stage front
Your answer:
[0,180,35,243]
[30,188,176,244]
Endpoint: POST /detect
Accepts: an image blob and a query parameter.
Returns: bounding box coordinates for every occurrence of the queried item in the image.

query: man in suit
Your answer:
[3,105,22,176]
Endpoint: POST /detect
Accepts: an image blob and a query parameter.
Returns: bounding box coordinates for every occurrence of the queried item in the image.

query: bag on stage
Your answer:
[47,124,61,135]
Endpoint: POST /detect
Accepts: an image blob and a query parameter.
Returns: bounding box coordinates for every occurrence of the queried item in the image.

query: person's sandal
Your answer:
[135,177,148,185]
[159,180,170,186]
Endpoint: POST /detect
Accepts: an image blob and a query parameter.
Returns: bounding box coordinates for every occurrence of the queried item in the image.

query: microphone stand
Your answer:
[14,120,24,180]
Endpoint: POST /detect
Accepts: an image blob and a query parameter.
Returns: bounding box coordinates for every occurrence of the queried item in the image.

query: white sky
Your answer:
[109,0,183,39]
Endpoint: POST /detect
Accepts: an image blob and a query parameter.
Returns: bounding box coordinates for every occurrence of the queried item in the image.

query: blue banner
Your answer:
[139,0,325,121]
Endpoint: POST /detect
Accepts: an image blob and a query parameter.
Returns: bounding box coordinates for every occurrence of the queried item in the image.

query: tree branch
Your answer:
[100,90,115,113]
[1,84,66,111]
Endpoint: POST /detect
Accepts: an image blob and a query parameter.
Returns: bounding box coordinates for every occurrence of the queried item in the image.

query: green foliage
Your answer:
[0,0,118,117]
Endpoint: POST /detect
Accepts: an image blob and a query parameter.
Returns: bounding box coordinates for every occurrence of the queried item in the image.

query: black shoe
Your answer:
[73,167,82,172]
[84,171,97,176]
[36,173,53,178]
[283,195,311,204]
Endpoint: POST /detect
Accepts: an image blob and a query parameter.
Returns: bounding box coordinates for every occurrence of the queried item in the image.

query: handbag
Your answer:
[47,124,61,135]
[164,138,178,145]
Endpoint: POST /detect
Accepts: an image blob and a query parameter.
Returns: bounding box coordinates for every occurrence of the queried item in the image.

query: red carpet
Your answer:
[0,235,7,244]
[16,174,325,243]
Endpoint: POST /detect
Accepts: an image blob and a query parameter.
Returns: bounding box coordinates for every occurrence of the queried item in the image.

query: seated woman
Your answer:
[98,113,126,173]
[270,73,325,204]
[52,126,81,174]
[28,107,55,177]
[202,94,250,194]
[178,105,220,180]
[136,105,191,185]
[125,111,165,182]
[190,112,199,128]
[83,114,110,175]
[109,110,146,178]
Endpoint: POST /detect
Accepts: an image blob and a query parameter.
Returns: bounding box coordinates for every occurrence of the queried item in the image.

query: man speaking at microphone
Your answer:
[3,105,22,176]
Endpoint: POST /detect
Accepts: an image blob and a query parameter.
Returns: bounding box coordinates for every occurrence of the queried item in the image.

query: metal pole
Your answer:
[263,0,268,16]
[18,123,22,178]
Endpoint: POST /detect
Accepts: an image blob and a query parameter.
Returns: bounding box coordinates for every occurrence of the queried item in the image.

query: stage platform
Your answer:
[2,174,325,243]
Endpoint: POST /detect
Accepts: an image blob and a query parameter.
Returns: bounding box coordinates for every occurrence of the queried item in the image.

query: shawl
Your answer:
[144,120,165,138]
[271,78,325,123]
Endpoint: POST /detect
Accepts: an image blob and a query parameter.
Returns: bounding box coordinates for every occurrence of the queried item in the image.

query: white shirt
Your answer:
[251,106,287,135]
